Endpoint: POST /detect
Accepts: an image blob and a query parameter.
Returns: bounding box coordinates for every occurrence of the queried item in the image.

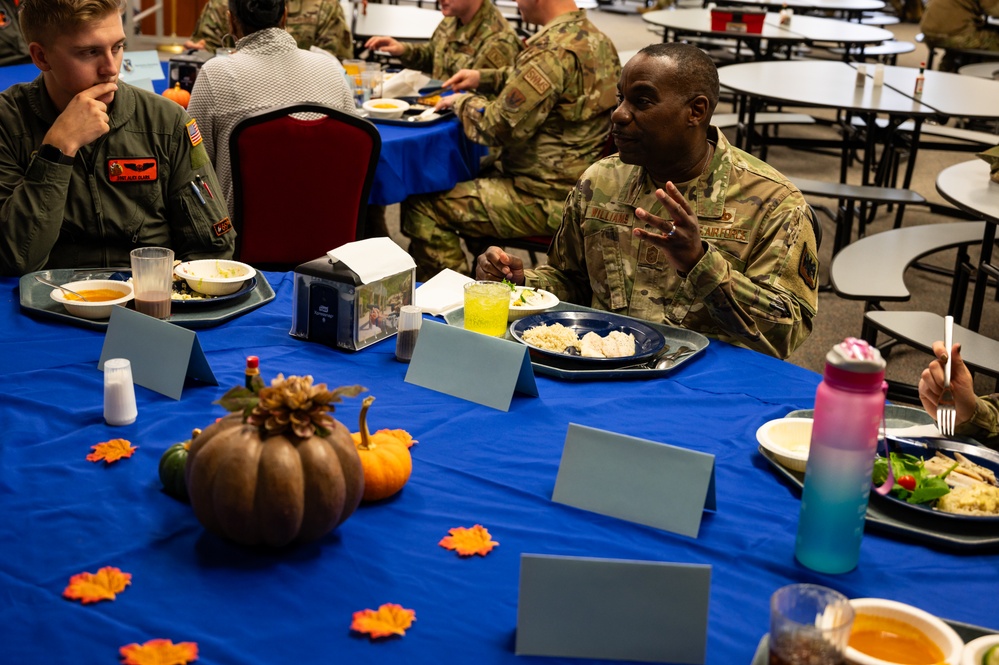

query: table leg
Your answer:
[968,222,997,331]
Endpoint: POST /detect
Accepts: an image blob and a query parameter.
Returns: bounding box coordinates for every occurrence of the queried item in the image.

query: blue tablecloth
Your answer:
[0,62,484,206]
[2,273,996,664]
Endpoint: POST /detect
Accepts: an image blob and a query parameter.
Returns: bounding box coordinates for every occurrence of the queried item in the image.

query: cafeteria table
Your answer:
[710,0,886,22]
[641,9,893,60]
[936,159,999,333]
[2,273,997,664]
[0,61,485,207]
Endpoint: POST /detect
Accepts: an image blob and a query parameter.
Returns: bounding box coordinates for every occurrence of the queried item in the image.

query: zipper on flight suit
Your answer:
[82,133,111,265]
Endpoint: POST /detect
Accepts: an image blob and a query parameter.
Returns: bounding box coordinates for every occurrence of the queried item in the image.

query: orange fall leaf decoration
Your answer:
[63,566,132,604]
[119,639,198,665]
[87,438,137,464]
[438,524,498,557]
[351,603,416,639]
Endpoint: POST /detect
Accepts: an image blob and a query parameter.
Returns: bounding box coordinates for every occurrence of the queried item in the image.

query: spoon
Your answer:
[654,345,694,369]
[407,108,439,122]
[34,274,90,301]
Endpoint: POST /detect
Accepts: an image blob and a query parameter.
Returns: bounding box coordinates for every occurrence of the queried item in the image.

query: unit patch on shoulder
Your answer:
[107,158,157,182]
[522,66,551,96]
[213,217,233,237]
[799,242,818,290]
[482,45,506,68]
[504,87,527,110]
[186,118,202,147]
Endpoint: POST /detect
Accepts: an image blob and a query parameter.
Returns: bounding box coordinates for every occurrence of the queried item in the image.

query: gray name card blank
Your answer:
[516,553,711,663]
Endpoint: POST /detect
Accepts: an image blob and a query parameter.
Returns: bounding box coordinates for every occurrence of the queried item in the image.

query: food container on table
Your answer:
[49,279,134,319]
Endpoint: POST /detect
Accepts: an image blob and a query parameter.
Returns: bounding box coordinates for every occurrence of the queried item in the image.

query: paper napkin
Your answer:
[381,69,431,98]
[327,237,415,285]
[415,269,474,316]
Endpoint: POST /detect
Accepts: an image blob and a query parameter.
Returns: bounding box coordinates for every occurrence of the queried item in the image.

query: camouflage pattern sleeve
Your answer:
[683,193,817,359]
[303,0,354,60]
[401,40,436,74]
[453,47,565,147]
[526,181,593,305]
[190,0,229,52]
[959,394,999,444]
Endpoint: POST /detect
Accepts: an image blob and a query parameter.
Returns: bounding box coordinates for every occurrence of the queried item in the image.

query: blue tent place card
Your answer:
[552,423,717,538]
[404,320,537,411]
[99,306,217,400]
[516,553,711,663]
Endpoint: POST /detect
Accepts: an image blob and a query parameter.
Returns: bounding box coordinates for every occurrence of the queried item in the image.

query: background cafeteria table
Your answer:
[1,272,996,663]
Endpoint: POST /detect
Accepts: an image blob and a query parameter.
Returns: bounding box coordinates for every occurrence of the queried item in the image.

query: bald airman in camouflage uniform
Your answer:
[189,0,353,60]
[365,0,521,81]
[475,43,817,359]
[921,0,999,71]
[402,2,620,280]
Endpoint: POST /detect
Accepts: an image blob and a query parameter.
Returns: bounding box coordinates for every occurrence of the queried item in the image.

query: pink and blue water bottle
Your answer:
[795,338,887,574]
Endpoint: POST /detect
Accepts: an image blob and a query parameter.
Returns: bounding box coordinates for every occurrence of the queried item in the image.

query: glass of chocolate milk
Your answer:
[129,247,174,319]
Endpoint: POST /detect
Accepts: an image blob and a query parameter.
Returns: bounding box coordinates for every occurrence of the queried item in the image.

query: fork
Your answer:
[936,315,956,437]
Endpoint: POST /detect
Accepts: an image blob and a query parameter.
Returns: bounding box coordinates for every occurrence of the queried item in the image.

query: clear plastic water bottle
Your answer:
[795,337,886,574]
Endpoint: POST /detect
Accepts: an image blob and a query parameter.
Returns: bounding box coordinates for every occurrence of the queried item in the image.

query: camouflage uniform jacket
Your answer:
[452,10,620,200]
[921,0,999,39]
[0,77,234,276]
[527,128,819,360]
[959,394,999,447]
[0,0,30,67]
[191,0,353,59]
[399,0,521,81]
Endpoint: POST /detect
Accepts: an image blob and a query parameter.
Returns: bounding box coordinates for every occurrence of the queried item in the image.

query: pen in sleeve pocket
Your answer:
[189,180,207,205]
[195,174,214,199]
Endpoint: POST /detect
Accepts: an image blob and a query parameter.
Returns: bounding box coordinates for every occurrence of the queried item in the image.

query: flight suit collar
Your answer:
[27,74,137,130]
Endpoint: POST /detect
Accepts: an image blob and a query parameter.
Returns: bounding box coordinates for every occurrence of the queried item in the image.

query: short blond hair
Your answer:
[19,0,126,45]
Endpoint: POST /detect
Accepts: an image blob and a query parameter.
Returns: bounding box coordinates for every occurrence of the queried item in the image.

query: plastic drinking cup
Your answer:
[463,281,510,337]
[343,59,364,76]
[769,584,854,665]
[104,358,137,426]
[130,247,174,319]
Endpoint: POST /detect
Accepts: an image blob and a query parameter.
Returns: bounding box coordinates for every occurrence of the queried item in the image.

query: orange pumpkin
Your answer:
[163,83,191,109]
[351,396,413,502]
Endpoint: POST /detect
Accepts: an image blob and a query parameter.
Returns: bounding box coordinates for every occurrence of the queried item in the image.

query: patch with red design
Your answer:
[107,158,157,182]
[0,9,11,28]
[213,217,233,237]
[187,118,202,147]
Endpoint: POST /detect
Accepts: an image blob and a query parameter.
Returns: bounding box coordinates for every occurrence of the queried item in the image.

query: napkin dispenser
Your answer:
[710,7,765,32]
[168,49,214,92]
[290,256,415,352]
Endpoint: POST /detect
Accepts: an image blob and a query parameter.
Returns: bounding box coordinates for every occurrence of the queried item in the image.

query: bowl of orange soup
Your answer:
[49,279,134,319]
[846,598,964,665]
[362,98,410,120]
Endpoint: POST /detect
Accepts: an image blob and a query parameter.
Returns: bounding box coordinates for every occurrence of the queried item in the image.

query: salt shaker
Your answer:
[873,63,885,87]
[104,358,138,426]
[395,305,423,363]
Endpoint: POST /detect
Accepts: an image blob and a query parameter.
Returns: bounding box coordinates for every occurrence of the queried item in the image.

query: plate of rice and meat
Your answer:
[509,311,666,366]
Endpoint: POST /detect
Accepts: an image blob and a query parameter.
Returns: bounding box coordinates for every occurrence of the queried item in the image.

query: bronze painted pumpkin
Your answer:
[351,396,413,502]
[185,376,365,547]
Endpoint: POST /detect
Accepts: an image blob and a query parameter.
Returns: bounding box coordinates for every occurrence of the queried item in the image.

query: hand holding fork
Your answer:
[936,315,956,437]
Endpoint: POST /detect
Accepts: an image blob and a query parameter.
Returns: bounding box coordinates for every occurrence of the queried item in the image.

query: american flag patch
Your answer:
[186,118,202,147]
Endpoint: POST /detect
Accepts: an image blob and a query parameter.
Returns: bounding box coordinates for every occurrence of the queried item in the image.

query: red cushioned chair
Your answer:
[228,103,381,270]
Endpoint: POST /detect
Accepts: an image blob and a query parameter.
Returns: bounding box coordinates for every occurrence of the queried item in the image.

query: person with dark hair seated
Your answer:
[475,43,818,360]
[185,0,352,60]
[0,0,31,66]
[919,341,999,447]
[363,0,521,82]
[186,0,356,218]
[0,0,234,276]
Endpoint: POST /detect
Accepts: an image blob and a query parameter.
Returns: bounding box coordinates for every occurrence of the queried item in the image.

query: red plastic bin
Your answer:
[710,8,766,33]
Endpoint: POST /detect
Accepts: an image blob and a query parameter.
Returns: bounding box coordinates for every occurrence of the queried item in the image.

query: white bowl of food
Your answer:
[755,417,813,472]
[362,98,410,120]
[963,634,999,665]
[49,279,134,320]
[174,259,256,296]
[846,598,964,665]
[507,285,559,321]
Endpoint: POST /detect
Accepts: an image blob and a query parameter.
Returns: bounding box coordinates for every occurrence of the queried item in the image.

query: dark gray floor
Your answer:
[386,14,998,396]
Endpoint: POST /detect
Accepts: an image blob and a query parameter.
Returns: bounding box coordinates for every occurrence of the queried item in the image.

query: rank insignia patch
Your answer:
[213,217,233,237]
[799,242,818,290]
[186,118,203,147]
[107,158,157,182]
